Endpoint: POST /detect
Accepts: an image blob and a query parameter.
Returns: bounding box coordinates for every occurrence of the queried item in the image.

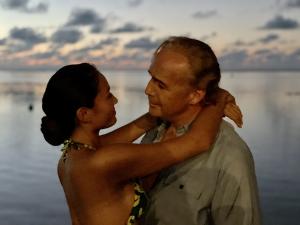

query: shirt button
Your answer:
[179,184,184,189]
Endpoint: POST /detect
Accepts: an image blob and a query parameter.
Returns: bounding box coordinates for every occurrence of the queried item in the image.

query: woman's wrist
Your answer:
[215,88,230,105]
[134,113,157,131]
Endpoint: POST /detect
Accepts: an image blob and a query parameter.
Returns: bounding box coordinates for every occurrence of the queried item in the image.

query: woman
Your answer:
[41,63,241,225]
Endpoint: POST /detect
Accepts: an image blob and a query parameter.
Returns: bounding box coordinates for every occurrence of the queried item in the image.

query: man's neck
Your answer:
[168,106,203,130]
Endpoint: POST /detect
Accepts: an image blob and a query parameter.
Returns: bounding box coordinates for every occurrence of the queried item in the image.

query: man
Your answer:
[141,37,262,225]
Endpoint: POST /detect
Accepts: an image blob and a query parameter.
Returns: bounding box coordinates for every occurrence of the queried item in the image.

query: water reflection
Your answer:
[221,72,300,225]
[0,71,299,225]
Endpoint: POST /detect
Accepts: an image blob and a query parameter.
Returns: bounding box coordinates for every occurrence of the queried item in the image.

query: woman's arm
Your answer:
[140,94,243,190]
[92,89,229,182]
[99,93,242,145]
[99,113,157,145]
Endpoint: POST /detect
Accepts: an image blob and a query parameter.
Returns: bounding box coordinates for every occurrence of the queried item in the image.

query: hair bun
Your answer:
[41,116,67,146]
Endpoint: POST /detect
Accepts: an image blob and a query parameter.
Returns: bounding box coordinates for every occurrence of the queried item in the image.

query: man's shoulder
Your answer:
[176,120,254,169]
[217,120,250,151]
[219,119,238,136]
[214,120,255,169]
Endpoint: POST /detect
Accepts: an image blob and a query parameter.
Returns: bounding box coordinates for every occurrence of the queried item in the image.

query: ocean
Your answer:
[0,69,299,225]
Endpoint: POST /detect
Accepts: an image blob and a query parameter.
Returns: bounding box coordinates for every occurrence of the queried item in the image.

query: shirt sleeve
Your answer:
[210,144,262,225]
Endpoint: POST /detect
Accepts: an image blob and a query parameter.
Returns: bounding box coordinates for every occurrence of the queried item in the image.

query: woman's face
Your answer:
[89,74,118,129]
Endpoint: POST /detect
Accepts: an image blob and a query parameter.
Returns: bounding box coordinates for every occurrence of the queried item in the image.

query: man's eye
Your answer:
[158,83,165,89]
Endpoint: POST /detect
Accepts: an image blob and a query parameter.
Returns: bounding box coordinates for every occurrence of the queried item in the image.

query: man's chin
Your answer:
[148,108,161,117]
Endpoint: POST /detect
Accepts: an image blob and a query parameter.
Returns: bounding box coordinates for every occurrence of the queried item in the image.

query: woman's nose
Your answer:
[113,95,118,104]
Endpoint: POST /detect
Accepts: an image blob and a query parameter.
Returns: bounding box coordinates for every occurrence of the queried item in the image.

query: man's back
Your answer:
[142,120,262,225]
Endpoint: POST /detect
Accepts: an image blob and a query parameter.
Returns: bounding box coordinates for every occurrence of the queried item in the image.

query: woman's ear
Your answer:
[189,89,206,105]
[76,107,91,123]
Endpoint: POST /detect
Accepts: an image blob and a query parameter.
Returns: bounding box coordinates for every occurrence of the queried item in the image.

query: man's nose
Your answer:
[145,79,154,96]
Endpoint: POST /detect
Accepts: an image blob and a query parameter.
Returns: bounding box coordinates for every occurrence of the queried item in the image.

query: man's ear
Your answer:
[189,89,206,105]
[76,107,91,123]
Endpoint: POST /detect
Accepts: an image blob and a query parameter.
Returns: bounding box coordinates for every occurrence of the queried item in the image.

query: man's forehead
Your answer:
[151,51,191,75]
[147,69,167,83]
[148,67,193,88]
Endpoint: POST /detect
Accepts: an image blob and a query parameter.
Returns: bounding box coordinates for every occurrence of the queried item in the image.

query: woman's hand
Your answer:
[99,113,158,145]
[214,88,243,128]
[224,102,243,128]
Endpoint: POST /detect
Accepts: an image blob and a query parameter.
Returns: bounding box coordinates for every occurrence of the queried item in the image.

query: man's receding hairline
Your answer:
[152,46,197,87]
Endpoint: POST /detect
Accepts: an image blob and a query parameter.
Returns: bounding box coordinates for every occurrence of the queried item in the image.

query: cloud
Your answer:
[254,49,273,55]
[32,51,57,59]
[102,52,151,70]
[259,34,279,44]
[5,42,33,52]
[26,38,120,68]
[66,8,99,25]
[110,22,151,33]
[2,45,300,71]
[69,38,119,56]
[200,32,217,41]
[0,27,46,53]
[219,48,300,70]
[192,10,217,19]
[56,37,120,63]
[0,38,6,45]
[232,40,255,47]
[286,0,300,8]
[125,37,160,50]
[90,24,104,33]
[96,37,119,46]
[1,0,48,13]
[250,49,300,70]
[231,34,279,48]
[51,29,83,44]
[219,50,249,69]
[9,27,46,45]
[65,8,106,33]
[261,15,299,29]
[128,0,143,7]
[291,48,300,56]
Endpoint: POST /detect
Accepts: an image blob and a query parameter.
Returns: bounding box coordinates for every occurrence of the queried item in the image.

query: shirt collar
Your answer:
[154,120,192,142]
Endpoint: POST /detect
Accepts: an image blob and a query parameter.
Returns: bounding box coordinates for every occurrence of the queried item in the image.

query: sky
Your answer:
[0,0,299,71]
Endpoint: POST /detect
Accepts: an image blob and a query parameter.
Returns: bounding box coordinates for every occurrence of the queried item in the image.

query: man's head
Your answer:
[145,36,221,123]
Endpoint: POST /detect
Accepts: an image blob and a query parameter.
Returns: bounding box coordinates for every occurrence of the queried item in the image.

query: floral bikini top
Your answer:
[127,182,148,225]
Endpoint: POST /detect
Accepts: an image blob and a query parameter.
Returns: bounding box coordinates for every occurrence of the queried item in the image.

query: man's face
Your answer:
[145,48,196,121]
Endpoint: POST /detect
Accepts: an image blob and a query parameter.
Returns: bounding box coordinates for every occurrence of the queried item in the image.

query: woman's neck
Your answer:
[70,127,100,148]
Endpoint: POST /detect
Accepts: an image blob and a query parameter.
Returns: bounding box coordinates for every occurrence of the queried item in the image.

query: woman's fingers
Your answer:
[225,105,243,127]
[224,103,243,128]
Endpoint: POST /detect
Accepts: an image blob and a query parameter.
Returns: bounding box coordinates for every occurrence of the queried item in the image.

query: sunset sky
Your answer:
[0,0,299,70]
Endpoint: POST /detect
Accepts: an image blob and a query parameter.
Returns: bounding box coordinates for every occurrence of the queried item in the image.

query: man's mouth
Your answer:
[149,101,160,107]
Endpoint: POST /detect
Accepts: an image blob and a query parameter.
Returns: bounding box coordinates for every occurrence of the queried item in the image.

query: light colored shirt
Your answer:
[141,120,262,225]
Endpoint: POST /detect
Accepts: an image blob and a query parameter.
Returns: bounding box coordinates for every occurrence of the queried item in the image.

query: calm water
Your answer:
[0,70,299,225]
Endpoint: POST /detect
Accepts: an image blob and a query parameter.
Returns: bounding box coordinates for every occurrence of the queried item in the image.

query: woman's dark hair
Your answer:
[41,63,100,146]
[155,36,221,104]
